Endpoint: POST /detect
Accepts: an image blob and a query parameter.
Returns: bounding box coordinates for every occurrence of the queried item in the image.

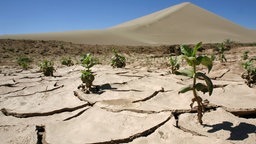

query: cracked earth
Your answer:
[0,60,256,144]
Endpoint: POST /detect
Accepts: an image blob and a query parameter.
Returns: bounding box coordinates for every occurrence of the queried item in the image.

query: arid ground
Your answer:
[0,39,255,144]
[0,2,256,144]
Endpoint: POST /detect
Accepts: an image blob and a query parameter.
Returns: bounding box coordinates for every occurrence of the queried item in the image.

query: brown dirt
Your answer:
[0,39,256,69]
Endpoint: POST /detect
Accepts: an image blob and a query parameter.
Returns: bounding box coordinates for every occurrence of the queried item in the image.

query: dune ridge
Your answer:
[0,2,256,45]
[110,2,190,29]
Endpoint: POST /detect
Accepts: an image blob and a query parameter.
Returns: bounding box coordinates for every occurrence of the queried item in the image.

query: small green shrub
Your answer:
[242,50,249,60]
[169,56,180,74]
[79,53,98,92]
[39,60,55,76]
[210,54,216,61]
[223,39,234,50]
[61,57,74,66]
[81,69,95,89]
[176,42,213,125]
[81,53,98,70]
[241,53,256,87]
[17,56,33,69]
[217,43,227,62]
[111,48,126,68]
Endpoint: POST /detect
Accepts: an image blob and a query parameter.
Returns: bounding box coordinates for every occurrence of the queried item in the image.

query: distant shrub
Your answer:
[169,56,180,74]
[61,57,74,66]
[210,54,216,61]
[223,39,234,49]
[17,56,33,70]
[39,60,55,76]
[241,53,256,87]
[111,48,126,68]
[216,43,227,62]
[242,50,249,60]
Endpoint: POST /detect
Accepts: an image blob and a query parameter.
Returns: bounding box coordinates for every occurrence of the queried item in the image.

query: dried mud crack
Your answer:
[224,108,256,118]
[73,90,97,105]
[178,125,207,137]
[211,69,231,80]
[1,103,90,118]
[213,84,228,89]
[0,86,27,95]
[63,107,91,121]
[117,74,146,79]
[101,104,256,119]
[0,82,19,87]
[6,85,64,98]
[132,88,165,103]
[100,107,159,114]
[90,115,172,144]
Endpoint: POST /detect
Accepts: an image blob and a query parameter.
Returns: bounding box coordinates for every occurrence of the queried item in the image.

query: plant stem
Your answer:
[192,63,203,125]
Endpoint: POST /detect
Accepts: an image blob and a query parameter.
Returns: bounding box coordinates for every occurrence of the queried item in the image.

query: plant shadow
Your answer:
[92,83,117,94]
[205,121,256,140]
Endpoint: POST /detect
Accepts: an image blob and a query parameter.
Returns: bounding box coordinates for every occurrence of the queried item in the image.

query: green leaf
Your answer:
[195,72,213,96]
[195,83,209,94]
[181,45,193,57]
[197,56,213,73]
[201,56,213,73]
[182,55,195,66]
[81,53,98,69]
[178,85,193,94]
[175,68,194,78]
[170,56,178,65]
[192,42,202,57]
[195,56,203,65]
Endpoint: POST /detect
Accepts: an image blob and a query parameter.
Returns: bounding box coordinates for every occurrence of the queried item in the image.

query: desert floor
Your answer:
[0,40,255,144]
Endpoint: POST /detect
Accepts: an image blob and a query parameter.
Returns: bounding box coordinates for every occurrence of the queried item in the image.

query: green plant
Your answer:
[217,43,227,62]
[61,57,74,66]
[111,48,126,68]
[81,69,95,89]
[80,53,98,92]
[241,54,256,87]
[39,60,55,76]
[81,53,98,70]
[210,54,216,61]
[223,39,234,49]
[176,42,213,125]
[17,56,33,69]
[242,50,249,60]
[169,56,180,74]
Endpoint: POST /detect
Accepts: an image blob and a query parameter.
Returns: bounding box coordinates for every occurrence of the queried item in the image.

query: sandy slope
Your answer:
[110,2,256,44]
[1,2,256,45]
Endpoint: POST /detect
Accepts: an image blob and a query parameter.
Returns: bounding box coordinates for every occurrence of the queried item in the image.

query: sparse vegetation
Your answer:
[79,53,98,93]
[223,39,234,49]
[210,54,216,61]
[242,50,249,60]
[39,60,55,76]
[81,69,95,91]
[216,43,227,62]
[17,56,33,69]
[176,42,213,125]
[169,56,180,74]
[111,48,126,68]
[241,53,256,87]
[61,57,74,66]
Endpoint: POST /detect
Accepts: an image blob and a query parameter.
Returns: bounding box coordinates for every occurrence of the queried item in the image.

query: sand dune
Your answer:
[1,2,256,45]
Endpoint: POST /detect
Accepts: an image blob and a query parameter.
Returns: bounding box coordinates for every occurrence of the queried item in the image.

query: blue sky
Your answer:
[0,0,255,35]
